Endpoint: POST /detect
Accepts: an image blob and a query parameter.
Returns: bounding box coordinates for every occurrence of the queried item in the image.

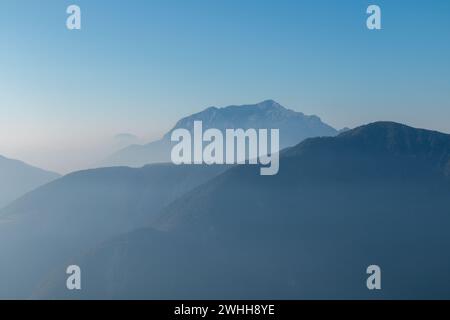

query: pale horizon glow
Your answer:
[1,0,449,173]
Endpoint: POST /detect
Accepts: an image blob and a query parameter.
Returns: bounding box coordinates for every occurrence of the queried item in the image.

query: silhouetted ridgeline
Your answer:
[0,164,227,299]
[27,122,450,299]
[0,155,60,209]
[100,100,338,167]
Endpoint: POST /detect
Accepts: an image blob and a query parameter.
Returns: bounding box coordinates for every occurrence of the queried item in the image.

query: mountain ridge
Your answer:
[0,154,60,209]
[35,120,450,299]
[283,121,450,176]
[154,121,450,237]
[100,100,338,167]
[0,163,227,299]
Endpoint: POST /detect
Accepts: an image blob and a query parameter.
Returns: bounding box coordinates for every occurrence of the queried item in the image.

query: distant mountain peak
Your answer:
[191,100,292,118]
[114,133,138,140]
[189,99,286,116]
[101,100,338,168]
[168,100,322,131]
[254,99,284,109]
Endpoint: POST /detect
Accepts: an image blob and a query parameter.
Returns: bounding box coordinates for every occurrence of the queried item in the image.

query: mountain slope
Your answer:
[101,100,338,167]
[41,122,450,299]
[0,155,60,209]
[158,122,450,234]
[0,163,226,299]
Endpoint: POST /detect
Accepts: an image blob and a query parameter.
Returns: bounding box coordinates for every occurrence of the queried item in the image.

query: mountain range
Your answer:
[2,121,449,299]
[1,98,450,299]
[64,122,450,299]
[0,155,60,209]
[100,100,338,167]
[0,164,226,298]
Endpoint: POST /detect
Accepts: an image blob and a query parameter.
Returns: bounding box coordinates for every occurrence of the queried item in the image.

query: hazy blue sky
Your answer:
[1,0,450,172]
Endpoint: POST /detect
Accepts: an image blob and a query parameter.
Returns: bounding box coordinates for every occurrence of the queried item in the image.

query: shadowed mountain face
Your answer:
[0,155,60,209]
[0,164,226,299]
[38,122,450,299]
[101,100,338,167]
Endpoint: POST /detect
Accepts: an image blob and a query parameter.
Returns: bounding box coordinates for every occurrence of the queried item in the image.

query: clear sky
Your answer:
[1,0,450,173]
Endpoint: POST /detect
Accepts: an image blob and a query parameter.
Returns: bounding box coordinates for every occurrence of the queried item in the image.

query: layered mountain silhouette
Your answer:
[34,122,450,299]
[0,164,226,299]
[0,155,60,209]
[100,100,338,167]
